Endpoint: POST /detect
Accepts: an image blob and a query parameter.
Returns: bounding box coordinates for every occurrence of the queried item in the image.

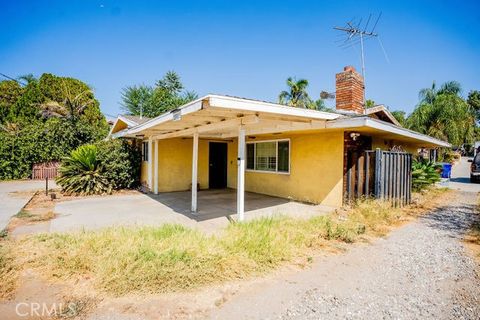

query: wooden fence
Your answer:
[345,149,412,206]
[32,162,60,180]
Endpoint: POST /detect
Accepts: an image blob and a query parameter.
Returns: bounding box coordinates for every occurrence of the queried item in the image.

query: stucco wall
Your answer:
[140,161,148,185]
[227,131,344,207]
[139,131,428,207]
[371,137,419,155]
[140,132,345,207]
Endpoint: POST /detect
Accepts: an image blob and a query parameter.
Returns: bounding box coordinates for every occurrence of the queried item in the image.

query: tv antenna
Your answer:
[334,13,384,104]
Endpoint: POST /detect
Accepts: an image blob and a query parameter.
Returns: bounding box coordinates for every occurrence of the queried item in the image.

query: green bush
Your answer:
[412,159,441,191]
[56,140,141,195]
[95,139,141,189]
[0,73,109,180]
[56,144,112,195]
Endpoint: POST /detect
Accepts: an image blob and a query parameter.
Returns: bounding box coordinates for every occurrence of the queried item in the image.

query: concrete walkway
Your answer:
[0,180,57,231]
[16,189,335,235]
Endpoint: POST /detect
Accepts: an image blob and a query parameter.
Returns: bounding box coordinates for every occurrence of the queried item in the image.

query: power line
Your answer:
[0,72,27,86]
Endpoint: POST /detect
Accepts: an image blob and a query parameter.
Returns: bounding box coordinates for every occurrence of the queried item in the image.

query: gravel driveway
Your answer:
[212,191,480,319]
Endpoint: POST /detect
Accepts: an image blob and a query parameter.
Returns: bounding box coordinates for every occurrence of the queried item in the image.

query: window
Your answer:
[246,139,290,173]
[142,142,149,161]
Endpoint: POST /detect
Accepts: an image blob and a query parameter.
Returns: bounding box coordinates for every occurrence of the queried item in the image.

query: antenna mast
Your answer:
[334,13,382,106]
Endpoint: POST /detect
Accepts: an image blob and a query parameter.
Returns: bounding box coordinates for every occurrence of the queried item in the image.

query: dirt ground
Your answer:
[2,189,479,320]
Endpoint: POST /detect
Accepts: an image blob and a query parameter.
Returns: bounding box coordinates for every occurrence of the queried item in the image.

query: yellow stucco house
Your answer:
[110,66,449,220]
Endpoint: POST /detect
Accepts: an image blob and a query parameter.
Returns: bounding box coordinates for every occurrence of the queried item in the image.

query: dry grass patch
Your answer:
[1,188,450,297]
[0,241,19,299]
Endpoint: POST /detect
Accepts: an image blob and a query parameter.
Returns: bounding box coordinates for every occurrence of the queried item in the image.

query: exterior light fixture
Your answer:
[350,132,361,141]
[172,110,182,121]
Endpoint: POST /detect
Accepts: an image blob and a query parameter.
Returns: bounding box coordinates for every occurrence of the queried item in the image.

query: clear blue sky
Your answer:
[1,0,479,117]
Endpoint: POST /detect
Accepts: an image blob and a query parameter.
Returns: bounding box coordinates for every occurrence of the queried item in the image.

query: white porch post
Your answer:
[147,137,153,191]
[153,139,158,194]
[191,132,199,213]
[237,126,246,221]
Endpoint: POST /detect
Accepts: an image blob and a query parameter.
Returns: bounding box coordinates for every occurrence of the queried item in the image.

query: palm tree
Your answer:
[39,80,94,122]
[438,81,462,96]
[419,81,462,104]
[419,81,438,104]
[17,74,37,86]
[278,77,310,108]
[407,94,474,146]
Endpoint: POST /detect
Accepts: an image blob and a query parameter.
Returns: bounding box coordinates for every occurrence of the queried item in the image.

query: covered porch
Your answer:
[126,95,339,221]
[148,188,335,223]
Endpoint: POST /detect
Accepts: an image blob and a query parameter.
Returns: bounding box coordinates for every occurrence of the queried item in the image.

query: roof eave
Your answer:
[326,117,451,148]
[113,94,341,138]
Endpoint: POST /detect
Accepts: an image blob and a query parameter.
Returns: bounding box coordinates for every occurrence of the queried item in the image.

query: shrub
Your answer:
[95,139,141,189]
[56,140,141,195]
[56,144,112,195]
[412,159,441,191]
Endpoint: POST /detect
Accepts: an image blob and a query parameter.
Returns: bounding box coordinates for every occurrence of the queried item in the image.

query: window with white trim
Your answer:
[246,139,290,173]
[142,142,149,162]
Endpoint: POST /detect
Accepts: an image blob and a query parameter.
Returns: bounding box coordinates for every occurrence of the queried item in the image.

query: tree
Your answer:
[407,92,474,146]
[418,81,438,104]
[391,110,406,126]
[365,99,376,108]
[467,90,480,122]
[121,71,198,117]
[278,77,311,108]
[0,73,109,180]
[0,81,24,123]
[418,80,462,104]
[438,81,462,96]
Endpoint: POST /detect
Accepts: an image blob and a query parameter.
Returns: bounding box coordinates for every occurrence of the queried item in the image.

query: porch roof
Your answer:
[111,94,341,140]
[111,94,450,148]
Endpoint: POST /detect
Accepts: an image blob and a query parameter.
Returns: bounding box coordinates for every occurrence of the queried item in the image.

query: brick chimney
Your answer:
[335,66,365,114]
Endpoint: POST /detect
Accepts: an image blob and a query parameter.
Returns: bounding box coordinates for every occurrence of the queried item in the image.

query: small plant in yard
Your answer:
[56,144,112,195]
[412,158,441,191]
[56,140,141,195]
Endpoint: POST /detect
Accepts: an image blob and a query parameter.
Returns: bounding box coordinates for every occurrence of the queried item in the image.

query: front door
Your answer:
[209,142,228,189]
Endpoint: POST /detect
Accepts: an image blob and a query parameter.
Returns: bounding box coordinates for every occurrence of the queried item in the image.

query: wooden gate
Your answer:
[345,149,412,206]
[32,162,60,180]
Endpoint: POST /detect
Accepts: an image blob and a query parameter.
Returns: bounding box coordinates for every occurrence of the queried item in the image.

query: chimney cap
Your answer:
[344,66,356,72]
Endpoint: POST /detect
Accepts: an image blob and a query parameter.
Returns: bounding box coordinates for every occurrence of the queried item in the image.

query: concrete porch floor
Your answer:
[149,189,335,222]
[12,189,336,236]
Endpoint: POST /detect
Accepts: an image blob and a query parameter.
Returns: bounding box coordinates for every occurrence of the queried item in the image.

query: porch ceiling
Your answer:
[120,95,338,139]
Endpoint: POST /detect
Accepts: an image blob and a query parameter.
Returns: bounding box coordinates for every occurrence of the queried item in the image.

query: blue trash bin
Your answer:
[440,163,452,179]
